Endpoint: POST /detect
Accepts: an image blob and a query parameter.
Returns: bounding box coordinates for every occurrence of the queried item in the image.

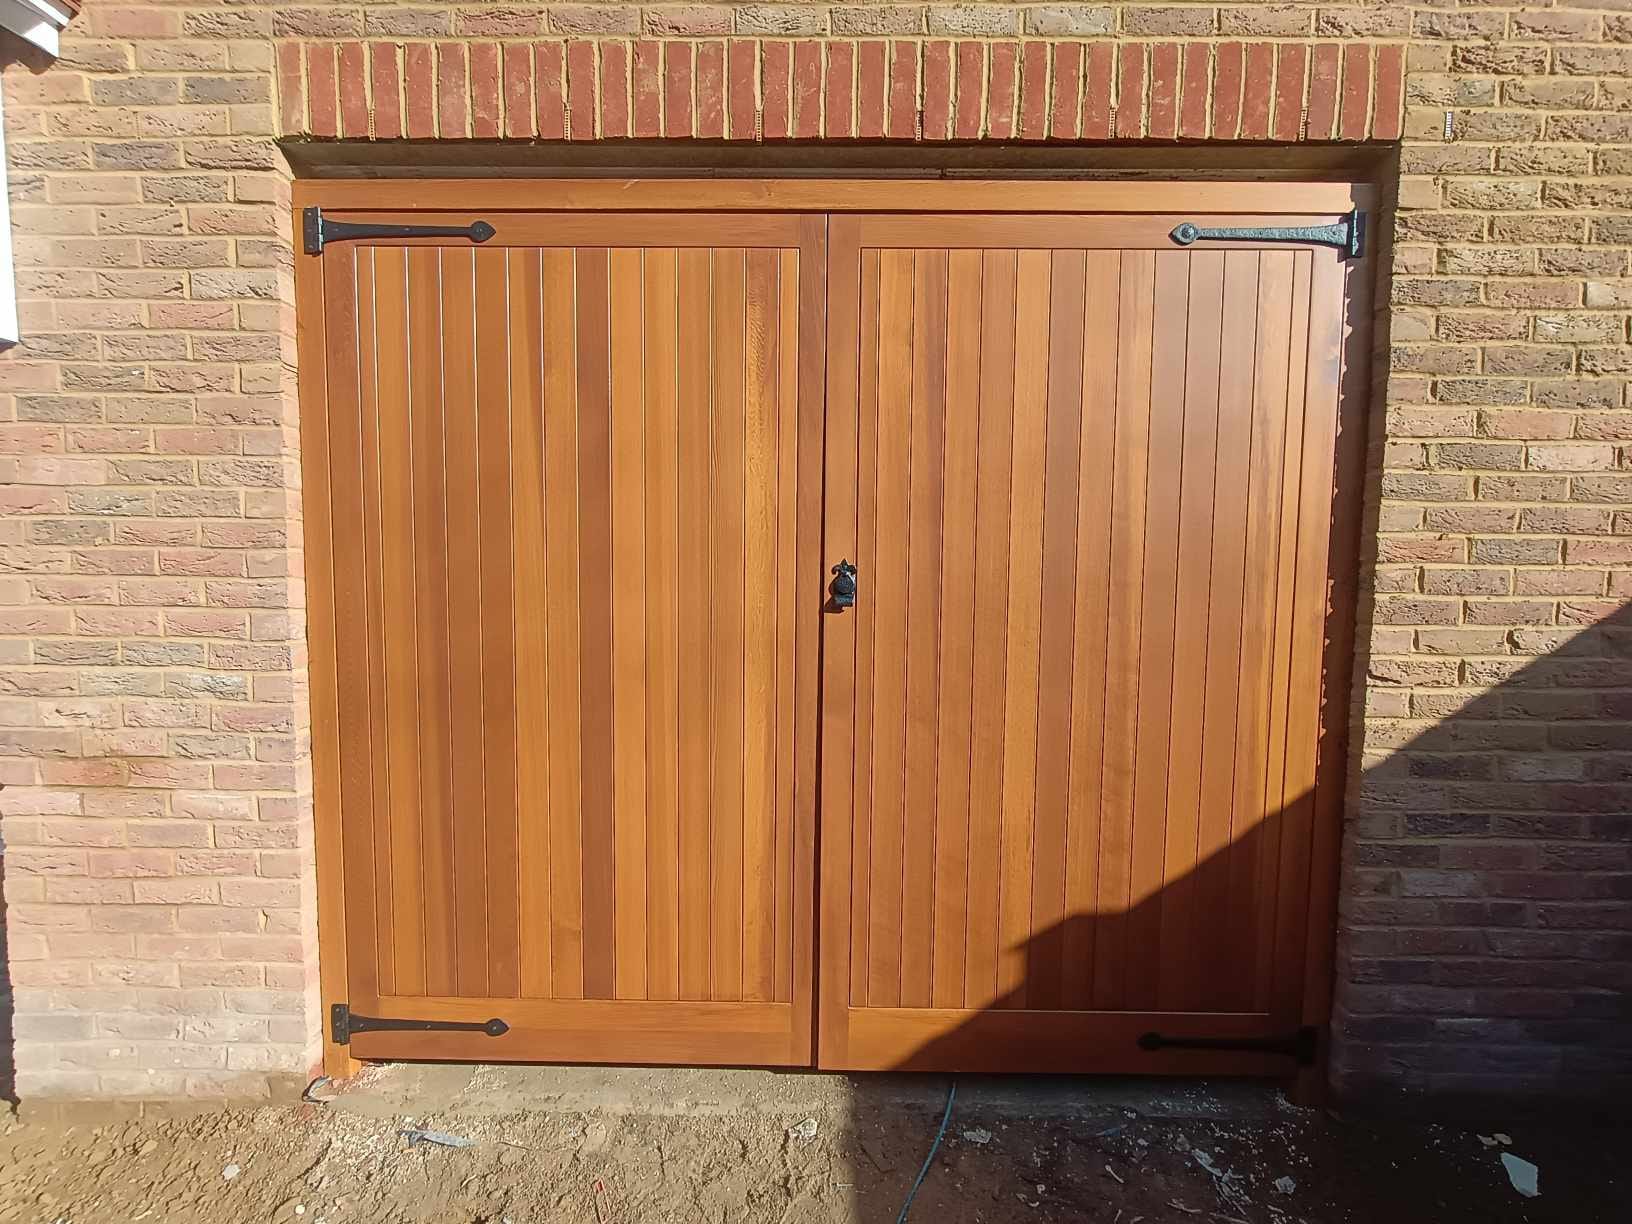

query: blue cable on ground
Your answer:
[895,1078,958,1224]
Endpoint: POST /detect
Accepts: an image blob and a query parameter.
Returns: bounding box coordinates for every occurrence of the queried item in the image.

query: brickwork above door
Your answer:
[275,38,1405,142]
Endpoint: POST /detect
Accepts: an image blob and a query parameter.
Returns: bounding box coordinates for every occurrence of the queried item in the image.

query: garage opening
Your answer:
[295,180,1375,1084]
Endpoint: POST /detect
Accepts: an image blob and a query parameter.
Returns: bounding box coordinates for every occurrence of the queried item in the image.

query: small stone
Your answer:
[1501,1153,1540,1199]
[222,1163,241,1181]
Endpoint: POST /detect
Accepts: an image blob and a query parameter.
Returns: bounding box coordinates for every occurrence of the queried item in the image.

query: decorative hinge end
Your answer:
[330,1003,509,1044]
[300,209,496,255]
[1170,208,1364,260]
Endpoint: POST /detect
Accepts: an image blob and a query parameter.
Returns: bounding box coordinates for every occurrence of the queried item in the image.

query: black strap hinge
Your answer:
[330,1003,509,1045]
[302,207,497,255]
[1137,1025,1319,1066]
[1170,208,1364,260]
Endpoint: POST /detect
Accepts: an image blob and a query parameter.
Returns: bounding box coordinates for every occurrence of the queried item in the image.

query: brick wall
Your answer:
[2,2,1630,1107]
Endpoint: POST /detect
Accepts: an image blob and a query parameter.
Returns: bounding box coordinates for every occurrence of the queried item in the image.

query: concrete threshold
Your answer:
[328,1063,1294,1125]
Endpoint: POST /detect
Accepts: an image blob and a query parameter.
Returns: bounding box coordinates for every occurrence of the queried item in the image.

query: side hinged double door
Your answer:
[305,195,1365,1075]
[305,213,826,1065]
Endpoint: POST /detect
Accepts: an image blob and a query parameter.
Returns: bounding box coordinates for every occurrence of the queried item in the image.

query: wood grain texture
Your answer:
[818,212,1364,1074]
[299,188,1371,1078]
[312,216,821,1065]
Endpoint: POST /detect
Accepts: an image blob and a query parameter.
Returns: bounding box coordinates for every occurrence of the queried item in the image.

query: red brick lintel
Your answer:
[278,39,1407,144]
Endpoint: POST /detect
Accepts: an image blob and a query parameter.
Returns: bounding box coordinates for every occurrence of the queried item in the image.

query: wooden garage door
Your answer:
[816,213,1367,1074]
[300,184,1370,1077]
[303,213,825,1064]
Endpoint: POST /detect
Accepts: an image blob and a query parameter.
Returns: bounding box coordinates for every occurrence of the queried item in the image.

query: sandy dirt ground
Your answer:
[0,1083,1626,1223]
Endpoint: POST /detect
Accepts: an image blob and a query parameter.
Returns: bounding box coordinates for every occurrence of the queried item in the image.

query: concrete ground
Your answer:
[1,1065,1627,1222]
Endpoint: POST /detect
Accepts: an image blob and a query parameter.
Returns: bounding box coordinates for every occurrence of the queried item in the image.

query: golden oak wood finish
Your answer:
[816,211,1370,1075]
[302,211,824,1066]
[297,180,1371,1079]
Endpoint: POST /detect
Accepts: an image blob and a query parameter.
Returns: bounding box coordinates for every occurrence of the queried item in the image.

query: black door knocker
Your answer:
[829,560,858,610]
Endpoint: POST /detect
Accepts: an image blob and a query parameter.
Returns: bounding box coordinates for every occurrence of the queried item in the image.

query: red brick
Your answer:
[1116,43,1144,139]
[633,39,662,138]
[1307,42,1340,141]
[1340,42,1371,141]
[665,41,694,139]
[857,40,886,139]
[923,39,952,141]
[793,40,822,139]
[1241,42,1273,140]
[1179,42,1208,139]
[954,41,983,140]
[535,42,566,139]
[599,40,630,139]
[697,40,725,139]
[405,43,435,139]
[1050,42,1082,141]
[567,40,596,140]
[305,43,337,138]
[1211,41,1242,139]
[1018,41,1048,141]
[888,40,919,141]
[275,42,303,136]
[470,42,501,139]
[437,42,468,138]
[727,38,756,140]
[826,40,855,139]
[371,43,403,140]
[762,40,791,140]
[1147,42,1179,140]
[504,42,535,138]
[1373,44,1405,142]
[988,42,1018,139]
[1083,42,1113,139]
[1273,43,1306,141]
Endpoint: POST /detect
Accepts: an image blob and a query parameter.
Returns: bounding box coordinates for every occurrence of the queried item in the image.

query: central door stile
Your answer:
[815,215,863,1069]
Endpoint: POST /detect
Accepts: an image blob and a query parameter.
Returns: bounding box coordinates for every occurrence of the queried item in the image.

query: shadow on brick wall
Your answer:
[1333,598,1632,1108]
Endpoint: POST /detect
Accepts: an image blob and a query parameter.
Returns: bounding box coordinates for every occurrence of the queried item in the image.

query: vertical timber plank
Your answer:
[900,249,948,1011]
[644,248,682,1002]
[996,249,1050,1008]
[710,247,748,1002]
[542,247,585,999]
[511,248,553,999]
[964,249,1016,1011]
[610,247,649,1000]
[476,248,521,998]
[576,248,617,1001]
[931,249,981,1010]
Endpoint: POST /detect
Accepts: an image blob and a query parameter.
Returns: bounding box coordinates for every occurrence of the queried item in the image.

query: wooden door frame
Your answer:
[294,178,1377,1083]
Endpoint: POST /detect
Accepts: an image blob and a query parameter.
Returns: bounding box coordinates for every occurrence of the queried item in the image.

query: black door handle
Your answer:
[829,560,858,610]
